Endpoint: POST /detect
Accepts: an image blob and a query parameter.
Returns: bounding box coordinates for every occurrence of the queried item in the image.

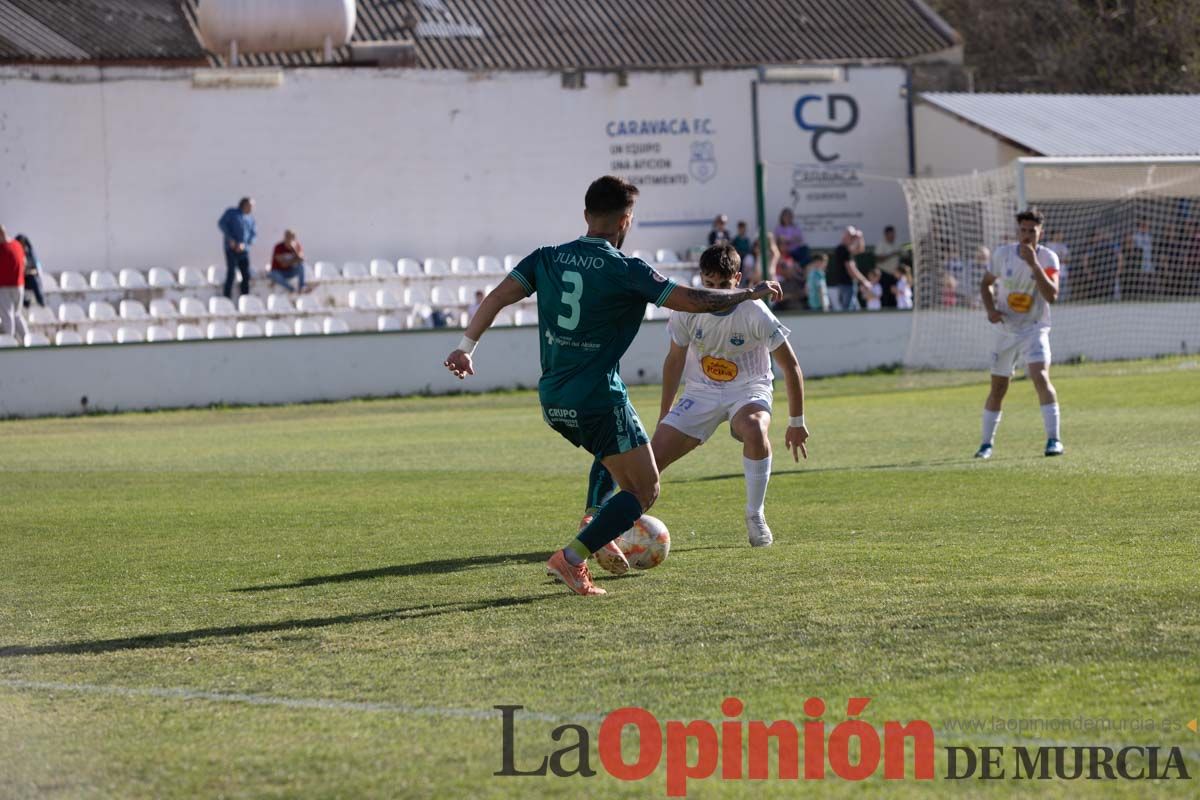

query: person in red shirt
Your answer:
[0,224,29,339]
[269,229,309,293]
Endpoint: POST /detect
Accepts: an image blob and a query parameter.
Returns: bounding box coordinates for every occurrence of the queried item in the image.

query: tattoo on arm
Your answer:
[684,287,745,312]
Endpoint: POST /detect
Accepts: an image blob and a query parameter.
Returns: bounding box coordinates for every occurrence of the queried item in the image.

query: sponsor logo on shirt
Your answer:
[729,333,745,346]
[695,327,704,341]
[701,356,738,382]
[1007,293,1034,313]
[651,270,667,283]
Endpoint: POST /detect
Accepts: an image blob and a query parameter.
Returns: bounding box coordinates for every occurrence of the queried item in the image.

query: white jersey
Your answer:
[988,243,1060,332]
[668,300,790,393]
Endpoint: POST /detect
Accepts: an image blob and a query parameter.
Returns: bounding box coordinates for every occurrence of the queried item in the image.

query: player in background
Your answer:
[652,243,808,546]
[976,209,1064,459]
[443,176,782,595]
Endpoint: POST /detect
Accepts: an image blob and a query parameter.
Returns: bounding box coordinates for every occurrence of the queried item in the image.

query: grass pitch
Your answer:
[1,357,1198,798]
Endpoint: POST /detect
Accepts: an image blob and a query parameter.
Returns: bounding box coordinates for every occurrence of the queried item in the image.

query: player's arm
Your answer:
[1020,244,1059,303]
[770,341,808,461]
[980,270,1003,323]
[443,276,527,379]
[662,281,782,314]
[659,340,688,421]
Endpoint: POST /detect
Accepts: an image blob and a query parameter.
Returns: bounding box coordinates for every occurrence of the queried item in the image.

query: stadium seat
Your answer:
[237,295,266,316]
[38,272,59,292]
[119,299,150,321]
[0,333,19,347]
[424,258,450,276]
[178,266,207,288]
[377,314,404,331]
[655,249,680,263]
[478,256,505,275]
[118,268,148,289]
[376,289,402,310]
[88,301,118,322]
[348,289,376,310]
[208,296,237,317]
[503,254,521,271]
[178,297,208,318]
[89,270,119,290]
[58,271,88,292]
[146,325,174,342]
[314,261,340,281]
[369,258,397,278]
[322,317,350,335]
[206,265,223,286]
[295,295,323,313]
[690,274,703,288]
[149,299,178,320]
[176,323,204,341]
[24,332,50,347]
[58,302,86,323]
[54,330,82,346]
[115,327,143,343]
[206,321,234,339]
[264,320,291,337]
[429,286,453,306]
[397,258,421,276]
[235,321,262,338]
[147,267,176,289]
[631,249,654,262]
[266,294,295,314]
[294,318,322,336]
[404,286,429,306]
[493,310,514,326]
[27,305,56,326]
[342,262,369,281]
[86,329,115,345]
[450,256,476,275]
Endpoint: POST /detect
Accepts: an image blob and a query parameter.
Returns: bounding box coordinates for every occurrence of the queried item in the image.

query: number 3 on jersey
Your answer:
[558,270,582,330]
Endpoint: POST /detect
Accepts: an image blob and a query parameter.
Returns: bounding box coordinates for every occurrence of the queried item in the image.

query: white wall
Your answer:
[0,312,914,418]
[913,103,1028,178]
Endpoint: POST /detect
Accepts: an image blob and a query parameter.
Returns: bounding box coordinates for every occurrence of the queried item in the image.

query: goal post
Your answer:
[901,157,1200,370]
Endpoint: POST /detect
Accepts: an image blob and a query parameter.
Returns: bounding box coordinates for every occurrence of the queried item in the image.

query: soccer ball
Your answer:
[617,515,670,570]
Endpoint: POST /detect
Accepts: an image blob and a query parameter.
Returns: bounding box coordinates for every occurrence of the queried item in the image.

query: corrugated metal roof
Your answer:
[921,93,1200,157]
[0,0,205,63]
[187,0,959,70]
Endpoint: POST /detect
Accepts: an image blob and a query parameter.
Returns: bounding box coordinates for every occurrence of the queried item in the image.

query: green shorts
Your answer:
[542,401,649,459]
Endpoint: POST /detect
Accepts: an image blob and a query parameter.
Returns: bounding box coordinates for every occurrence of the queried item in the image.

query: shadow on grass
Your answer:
[231,551,552,593]
[673,457,971,483]
[0,595,557,658]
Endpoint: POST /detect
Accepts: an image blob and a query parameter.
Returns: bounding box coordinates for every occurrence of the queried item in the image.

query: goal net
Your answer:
[901,158,1200,370]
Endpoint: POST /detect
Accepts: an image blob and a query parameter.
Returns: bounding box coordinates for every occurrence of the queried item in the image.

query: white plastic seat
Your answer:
[27,305,56,325]
[176,323,204,341]
[86,329,115,345]
[424,258,450,276]
[450,256,476,275]
[341,261,369,280]
[404,286,429,306]
[493,310,514,326]
[429,286,453,305]
[503,254,522,271]
[115,327,143,344]
[206,265,223,286]
[631,249,654,262]
[147,267,176,289]
[348,289,376,310]
[178,297,208,318]
[206,321,234,339]
[235,321,263,338]
[149,299,178,320]
[89,270,119,290]
[264,320,292,337]
[146,325,174,342]
[54,330,82,346]
[58,271,88,292]
[237,295,266,315]
[119,299,150,321]
[369,259,397,278]
[377,314,404,332]
[323,317,350,335]
[294,317,322,336]
[397,258,421,276]
[88,301,118,322]
[655,249,680,263]
[295,295,322,313]
[0,333,19,347]
[208,296,237,317]
[478,256,505,274]
[178,266,207,288]
[118,268,148,289]
[39,273,59,292]
[58,302,86,323]
[24,332,50,347]
[375,289,402,310]
[313,261,340,281]
[266,294,295,313]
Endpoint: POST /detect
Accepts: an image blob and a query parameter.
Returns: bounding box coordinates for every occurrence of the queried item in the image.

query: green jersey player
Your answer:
[444,176,781,596]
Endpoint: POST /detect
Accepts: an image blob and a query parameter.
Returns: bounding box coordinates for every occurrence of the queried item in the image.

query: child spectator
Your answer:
[893,265,913,309]
[864,267,884,310]
[708,214,731,246]
[941,272,959,307]
[805,255,829,312]
[731,221,752,261]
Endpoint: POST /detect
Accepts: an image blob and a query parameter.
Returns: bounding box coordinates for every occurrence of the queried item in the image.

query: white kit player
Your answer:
[652,243,809,546]
[976,208,1064,459]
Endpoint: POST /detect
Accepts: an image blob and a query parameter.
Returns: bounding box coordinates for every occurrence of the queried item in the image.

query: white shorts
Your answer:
[990,326,1051,377]
[661,386,774,443]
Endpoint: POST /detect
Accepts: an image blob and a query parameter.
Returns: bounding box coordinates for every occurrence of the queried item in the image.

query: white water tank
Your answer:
[198,0,356,55]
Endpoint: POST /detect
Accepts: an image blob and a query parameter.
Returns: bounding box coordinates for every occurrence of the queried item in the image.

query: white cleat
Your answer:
[746,513,774,547]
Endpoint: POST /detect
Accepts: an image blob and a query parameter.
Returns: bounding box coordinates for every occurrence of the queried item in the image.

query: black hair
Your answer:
[698,243,741,280]
[1016,208,1045,226]
[584,176,639,217]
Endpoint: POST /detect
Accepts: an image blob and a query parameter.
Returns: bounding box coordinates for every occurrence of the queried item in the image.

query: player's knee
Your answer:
[630,480,660,512]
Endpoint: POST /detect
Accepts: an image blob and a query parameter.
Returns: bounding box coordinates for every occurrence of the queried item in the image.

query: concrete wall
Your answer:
[913,102,1029,178]
[0,311,914,418]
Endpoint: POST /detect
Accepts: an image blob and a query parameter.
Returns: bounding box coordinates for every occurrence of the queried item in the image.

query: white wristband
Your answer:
[457,335,478,355]
[789,415,806,429]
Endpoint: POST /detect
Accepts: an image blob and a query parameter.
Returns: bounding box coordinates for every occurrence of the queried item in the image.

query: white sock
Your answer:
[1041,402,1060,440]
[743,455,772,516]
[981,409,1002,446]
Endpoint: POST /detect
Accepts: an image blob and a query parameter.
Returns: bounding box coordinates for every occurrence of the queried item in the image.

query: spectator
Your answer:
[744,232,779,287]
[707,214,731,246]
[1129,218,1155,298]
[1043,228,1070,300]
[875,225,902,275]
[805,254,829,312]
[1081,228,1121,301]
[14,234,45,308]
[826,226,870,311]
[864,267,884,310]
[967,246,991,307]
[893,265,913,309]
[941,273,958,307]
[774,208,809,266]
[430,308,450,328]
[467,289,485,321]
[773,254,807,311]
[269,230,309,293]
[218,196,257,299]
[0,225,28,340]
[731,221,752,261]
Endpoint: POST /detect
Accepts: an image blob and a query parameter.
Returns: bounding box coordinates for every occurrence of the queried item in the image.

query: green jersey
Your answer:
[509,236,678,411]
